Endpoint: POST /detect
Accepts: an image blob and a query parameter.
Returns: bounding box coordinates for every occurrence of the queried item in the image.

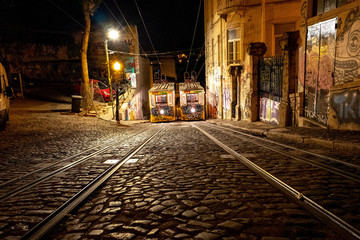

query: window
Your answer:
[313,0,355,15]
[228,29,240,65]
[186,93,199,104]
[273,23,295,56]
[155,95,167,104]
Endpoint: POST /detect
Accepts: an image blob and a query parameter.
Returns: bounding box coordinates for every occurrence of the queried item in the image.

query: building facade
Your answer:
[205,0,360,131]
[204,0,301,123]
[297,0,360,130]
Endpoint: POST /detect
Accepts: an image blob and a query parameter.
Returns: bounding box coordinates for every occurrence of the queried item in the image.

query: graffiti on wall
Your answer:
[298,46,305,92]
[335,8,360,85]
[206,66,221,118]
[240,59,252,120]
[222,76,232,119]
[331,90,360,124]
[260,98,280,124]
[206,90,218,118]
[305,18,337,125]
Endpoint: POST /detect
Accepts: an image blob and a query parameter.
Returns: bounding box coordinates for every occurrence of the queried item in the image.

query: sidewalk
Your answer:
[206,119,360,154]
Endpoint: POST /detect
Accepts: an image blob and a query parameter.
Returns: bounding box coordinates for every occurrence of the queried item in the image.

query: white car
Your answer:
[0,62,13,130]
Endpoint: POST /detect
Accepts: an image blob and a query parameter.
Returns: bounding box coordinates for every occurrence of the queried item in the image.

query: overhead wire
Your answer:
[185,0,203,73]
[110,47,203,57]
[192,41,205,72]
[197,13,237,77]
[48,0,85,29]
[110,0,151,62]
[133,0,161,68]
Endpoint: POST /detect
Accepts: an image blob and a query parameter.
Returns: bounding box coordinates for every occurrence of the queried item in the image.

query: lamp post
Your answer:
[113,61,121,122]
[104,29,120,104]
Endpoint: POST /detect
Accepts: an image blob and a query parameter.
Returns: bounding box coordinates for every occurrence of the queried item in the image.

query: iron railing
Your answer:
[258,56,283,102]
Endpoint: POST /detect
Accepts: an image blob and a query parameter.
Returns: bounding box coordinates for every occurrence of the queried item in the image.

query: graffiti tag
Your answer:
[331,90,360,123]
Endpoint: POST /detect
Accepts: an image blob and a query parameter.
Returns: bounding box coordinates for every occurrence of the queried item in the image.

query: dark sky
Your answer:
[0,0,204,53]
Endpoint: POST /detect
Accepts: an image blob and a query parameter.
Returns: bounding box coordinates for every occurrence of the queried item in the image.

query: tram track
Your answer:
[20,126,166,240]
[193,123,360,240]
[0,132,127,184]
[201,122,360,182]
[0,125,165,239]
[0,127,155,202]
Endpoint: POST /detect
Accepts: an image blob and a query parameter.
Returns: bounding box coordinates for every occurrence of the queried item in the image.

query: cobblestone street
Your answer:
[0,99,359,240]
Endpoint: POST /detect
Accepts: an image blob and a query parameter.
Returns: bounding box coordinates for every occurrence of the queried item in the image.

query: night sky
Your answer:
[0,0,205,52]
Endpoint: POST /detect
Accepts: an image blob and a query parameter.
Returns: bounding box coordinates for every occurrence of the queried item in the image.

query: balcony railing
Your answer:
[217,0,246,15]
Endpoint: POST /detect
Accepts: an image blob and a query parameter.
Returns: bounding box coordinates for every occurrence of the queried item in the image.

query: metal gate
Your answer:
[304,18,337,125]
[258,57,283,124]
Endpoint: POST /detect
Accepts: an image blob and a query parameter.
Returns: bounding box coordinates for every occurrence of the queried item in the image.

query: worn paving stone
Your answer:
[61,233,83,240]
[182,210,198,218]
[149,205,165,213]
[87,229,103,236]
[188,220,214,229]
[217,220,244,231]
[195,231,221,240]
[107,232,135,239]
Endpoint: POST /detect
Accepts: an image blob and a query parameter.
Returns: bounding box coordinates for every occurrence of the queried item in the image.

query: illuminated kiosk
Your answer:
[149,83,176,123]
[179,82,205,121]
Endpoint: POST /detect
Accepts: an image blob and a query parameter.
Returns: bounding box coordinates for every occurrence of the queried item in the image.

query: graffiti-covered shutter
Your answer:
[305,18,337,125]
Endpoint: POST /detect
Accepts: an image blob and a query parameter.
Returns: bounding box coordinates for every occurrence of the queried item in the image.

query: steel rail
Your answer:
[20,126,165,240]
[205,122,360,170]
[0,128,153,202]
[0,127,150,188]
[201,123,360,182]
[194,124,360,240]
[0,139,115,188]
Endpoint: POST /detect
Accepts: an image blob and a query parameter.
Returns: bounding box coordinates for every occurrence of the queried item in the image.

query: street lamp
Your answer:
[104,29,119,104]
[113,61,122,122]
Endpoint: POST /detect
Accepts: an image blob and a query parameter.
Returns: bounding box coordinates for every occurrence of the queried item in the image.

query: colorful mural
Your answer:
[305,18,337,125]
[335,8,360,85]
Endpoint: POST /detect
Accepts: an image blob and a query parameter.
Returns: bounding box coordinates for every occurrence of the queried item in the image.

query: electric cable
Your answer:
[133,0,161,68]
[48,0,85,29]
[111,0,151,62]
[197,13,236,77]
[185,0,203,73]
[193,41,205,72]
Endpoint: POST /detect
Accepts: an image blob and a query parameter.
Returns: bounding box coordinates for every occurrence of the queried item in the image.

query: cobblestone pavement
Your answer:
[0,99,358,239]
[45,123,342,240]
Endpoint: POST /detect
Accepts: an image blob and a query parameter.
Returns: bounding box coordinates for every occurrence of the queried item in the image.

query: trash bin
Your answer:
[71,95,83,113]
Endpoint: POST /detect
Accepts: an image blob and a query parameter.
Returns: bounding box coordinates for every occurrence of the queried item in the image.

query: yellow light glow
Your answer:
[108,30,119,40]
[114,62,121,71]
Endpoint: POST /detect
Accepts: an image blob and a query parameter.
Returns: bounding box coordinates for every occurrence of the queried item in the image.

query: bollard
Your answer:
[71,95,83,113]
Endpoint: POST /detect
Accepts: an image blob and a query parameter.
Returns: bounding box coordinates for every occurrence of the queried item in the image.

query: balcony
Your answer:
[217,0,246,15]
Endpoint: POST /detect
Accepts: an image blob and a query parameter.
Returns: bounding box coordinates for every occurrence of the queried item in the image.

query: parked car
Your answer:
[73,79,115,102]
[0,62,13,130]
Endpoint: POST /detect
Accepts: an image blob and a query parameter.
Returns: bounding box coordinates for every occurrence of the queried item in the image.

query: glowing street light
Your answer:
[113,61,122,122]
[113,61,121,71]
[108,29,119,40]
[104,29,120,104]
